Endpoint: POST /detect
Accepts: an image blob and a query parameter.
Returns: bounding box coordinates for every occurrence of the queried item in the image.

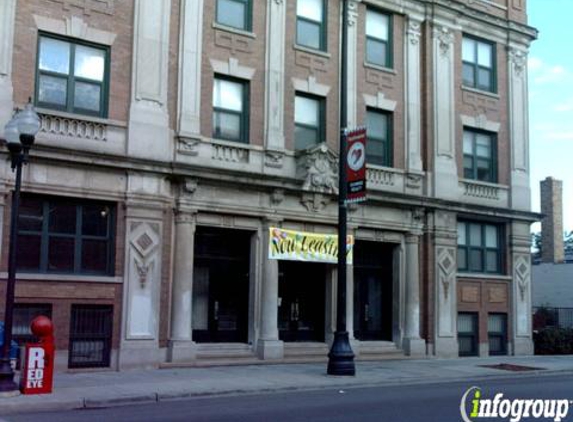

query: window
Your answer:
[296,0,326,51]
[216,0,252,31]
[17,196,115,275]
[213,77,249,143]
[36,34,109,117]
[69,305,113,368]
[294,94,324,150]
[366,9,392,68]
[12,304,52,346]
[457,221,502,274]
[463,129,496,182]
[366,109,392,166]
[458,313,478,357]
[462,35,495,92]
[488,313,507,356]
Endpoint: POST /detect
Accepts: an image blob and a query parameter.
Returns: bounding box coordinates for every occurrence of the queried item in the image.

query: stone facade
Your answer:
[540,177,564,264]
[0,0,537,371]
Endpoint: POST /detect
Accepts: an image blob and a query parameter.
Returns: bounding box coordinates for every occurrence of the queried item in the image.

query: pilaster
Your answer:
[128,0,172,161]
[431,210,458,357]
[404,15,423,173]
[263,0,287,170]
[178,0,204,137]
[0,0,16,136]
[508,46,530,211]
[511,220,534,354]
[431,24,458,200]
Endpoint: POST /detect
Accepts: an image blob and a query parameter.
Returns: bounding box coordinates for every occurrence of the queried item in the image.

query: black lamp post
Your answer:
[327,0,355,376]
[0,100,41,393]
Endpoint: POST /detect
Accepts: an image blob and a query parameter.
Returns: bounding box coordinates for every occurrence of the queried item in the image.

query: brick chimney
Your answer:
[540,177,564,263]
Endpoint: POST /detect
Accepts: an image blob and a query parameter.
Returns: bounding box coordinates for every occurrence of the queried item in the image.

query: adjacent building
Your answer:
[0,0,537,371]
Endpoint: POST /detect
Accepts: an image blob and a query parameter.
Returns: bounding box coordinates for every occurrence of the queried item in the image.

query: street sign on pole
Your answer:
[345,127,367,204]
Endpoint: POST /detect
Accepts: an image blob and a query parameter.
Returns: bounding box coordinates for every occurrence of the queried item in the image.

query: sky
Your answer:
[527,0,573,233]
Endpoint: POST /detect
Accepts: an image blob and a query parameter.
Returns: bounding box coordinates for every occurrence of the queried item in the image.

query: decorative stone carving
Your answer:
[406,173,423,189]
[271,189,285,206]
[437,247,456,301]
[509,48,527,78]
[178,137,200,156]
[434,26,454,57]
[211,142,249,163]
[126,221,162,338]
[301,192,329,213]
[265,150,284,169]
[182,179,198,195]
[297,143,338,194]
[411,207,425,226]
[514,254,530,301]
[408,20,421,45]
[347,0,360,26]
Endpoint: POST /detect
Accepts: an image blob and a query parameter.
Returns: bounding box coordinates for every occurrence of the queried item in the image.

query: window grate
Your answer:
[69,305,113,368]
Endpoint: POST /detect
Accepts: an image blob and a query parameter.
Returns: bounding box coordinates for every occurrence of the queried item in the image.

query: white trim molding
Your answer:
[363,92,397,111]
[210,58,256,80]
[292,76,331,97]
[460,114,501,132]
[33,14,117,45]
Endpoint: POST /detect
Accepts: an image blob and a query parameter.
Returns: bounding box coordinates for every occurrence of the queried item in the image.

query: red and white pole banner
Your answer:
[345,127,367,203]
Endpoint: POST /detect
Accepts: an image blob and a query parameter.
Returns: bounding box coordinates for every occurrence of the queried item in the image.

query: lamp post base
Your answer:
[327,331,355,376]
[0,358,17,392]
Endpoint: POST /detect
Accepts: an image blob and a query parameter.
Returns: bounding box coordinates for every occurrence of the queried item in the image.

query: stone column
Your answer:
[178,0,204,137]
[508,46,531,211]
[168,209,197,362]
[128,0,171,161]
[0,0,16,135]
[257,223,283,359]
[431,24,458,200]
[403,232,425,356]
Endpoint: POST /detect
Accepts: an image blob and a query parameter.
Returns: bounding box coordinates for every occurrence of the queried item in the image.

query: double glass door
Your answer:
[192,227,251,343]
[278,262,325,342]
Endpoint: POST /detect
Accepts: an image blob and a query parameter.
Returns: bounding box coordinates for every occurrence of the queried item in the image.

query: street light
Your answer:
[0,99,41,393]
[327,0,355,376]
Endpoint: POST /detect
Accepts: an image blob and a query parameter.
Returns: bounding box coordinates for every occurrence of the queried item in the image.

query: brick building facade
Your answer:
[0,0,537,371]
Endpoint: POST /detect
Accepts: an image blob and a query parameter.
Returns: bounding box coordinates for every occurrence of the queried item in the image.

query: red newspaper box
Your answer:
[20,316,54,395]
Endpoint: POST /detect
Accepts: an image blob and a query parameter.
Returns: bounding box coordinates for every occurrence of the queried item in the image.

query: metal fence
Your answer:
[533,307,573,330]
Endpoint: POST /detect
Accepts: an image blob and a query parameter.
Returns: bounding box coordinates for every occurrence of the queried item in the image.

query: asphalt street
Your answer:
[4,373,573,422]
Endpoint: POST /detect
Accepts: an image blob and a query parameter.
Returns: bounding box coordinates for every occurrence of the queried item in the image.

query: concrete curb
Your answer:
[3,368,573,415]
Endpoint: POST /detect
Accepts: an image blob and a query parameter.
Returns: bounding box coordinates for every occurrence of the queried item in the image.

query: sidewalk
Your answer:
[2,355,573,415]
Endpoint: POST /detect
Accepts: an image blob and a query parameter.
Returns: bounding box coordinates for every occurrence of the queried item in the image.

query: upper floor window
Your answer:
[213,76,249,143]
[462,36,495,93]
[216,0,252,32]
[366,109,392,167]
[295,93,324,150]
[296,0,326,51]
[366,9,391,68]
[36,34,109,117]
[463,129,496,182]
[457,221,502,274]
[17,196,115,275]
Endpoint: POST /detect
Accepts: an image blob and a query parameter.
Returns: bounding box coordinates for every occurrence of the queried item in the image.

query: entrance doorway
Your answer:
[354,241,394,341]
[192,227,251,343]
[278,261,326,342]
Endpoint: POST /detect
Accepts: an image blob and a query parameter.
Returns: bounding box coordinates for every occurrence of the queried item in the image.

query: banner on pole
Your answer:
[345,127,367,204]
[268,227,353,264]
